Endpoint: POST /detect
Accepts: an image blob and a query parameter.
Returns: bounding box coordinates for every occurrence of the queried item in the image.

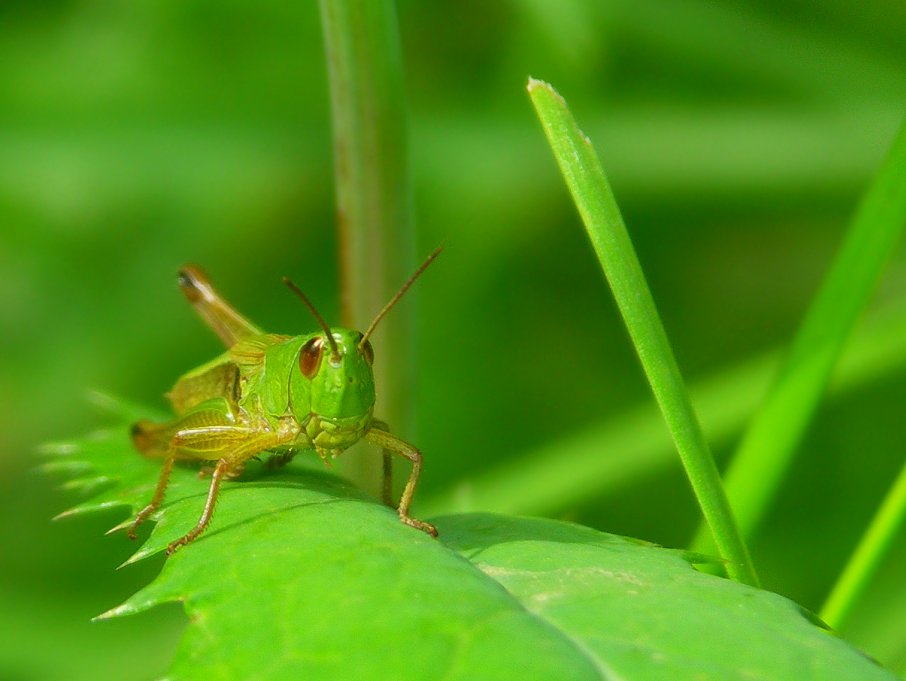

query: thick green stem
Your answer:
[319,0,417,494]
[527,78,758,587]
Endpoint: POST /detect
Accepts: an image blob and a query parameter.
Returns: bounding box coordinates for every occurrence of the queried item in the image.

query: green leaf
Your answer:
[45,415,898,681]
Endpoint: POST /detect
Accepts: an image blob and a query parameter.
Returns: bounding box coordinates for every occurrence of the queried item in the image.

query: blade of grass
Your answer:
[424,298,906,517]
[693,117,906,557]
[320,0,417,494]
[527,77,758,586]
[820,460,906,630]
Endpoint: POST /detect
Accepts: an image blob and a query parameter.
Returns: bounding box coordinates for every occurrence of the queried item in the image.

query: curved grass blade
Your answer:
[820,460,906,630]
[425,298,906,518]
[693,117,906,557]
[526,77,757,586]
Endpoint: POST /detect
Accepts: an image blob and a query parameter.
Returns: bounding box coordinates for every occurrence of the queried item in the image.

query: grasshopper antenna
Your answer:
[359,246,443,351]
[282,278,341,361]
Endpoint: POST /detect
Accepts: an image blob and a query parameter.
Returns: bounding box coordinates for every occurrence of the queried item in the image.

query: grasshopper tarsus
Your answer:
[166,533,198,555]
[127,504,155,540]
[401,515,438,538]
[166,528,202,555]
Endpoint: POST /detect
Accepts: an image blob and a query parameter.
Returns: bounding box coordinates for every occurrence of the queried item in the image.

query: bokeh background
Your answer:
[2,1,906,678]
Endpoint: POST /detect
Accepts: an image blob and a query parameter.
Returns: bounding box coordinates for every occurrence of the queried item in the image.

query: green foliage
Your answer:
[528,78,757,586]
[45,420,897,681]
[526,74,906,626]
[702,116,906,551]
[821,461,906,629]
[5,1,906,678]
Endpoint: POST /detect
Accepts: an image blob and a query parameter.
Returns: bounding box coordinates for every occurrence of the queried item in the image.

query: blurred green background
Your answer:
[2,1,906,678]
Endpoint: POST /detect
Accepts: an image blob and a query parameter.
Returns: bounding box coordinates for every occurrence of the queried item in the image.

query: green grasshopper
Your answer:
[128,249,441,554]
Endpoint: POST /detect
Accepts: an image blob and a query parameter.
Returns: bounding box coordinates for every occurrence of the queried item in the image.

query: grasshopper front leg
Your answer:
[365,423,437,537]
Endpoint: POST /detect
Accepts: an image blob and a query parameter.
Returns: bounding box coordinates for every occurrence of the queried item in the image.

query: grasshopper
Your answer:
[128,249,441,554]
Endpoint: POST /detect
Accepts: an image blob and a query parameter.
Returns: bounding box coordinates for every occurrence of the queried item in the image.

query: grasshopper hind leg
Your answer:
[165,457,230,554]
[129,409,287,553]
[177,265,263,347]
[161,431,284,554]
[128,420,176,538]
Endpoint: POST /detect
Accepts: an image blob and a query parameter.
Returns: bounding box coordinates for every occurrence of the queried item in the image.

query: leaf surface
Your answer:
[44,417,898,681]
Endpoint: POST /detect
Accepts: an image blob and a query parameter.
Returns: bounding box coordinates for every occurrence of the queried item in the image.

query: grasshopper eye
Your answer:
[359,337,374,366]
[299,337,324,379]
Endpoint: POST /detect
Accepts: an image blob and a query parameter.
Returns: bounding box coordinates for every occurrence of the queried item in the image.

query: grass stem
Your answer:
[319,0,417,494]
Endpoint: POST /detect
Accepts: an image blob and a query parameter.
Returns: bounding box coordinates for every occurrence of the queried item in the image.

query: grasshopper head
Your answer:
[294,328,376,420]
[283,246,441,425]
